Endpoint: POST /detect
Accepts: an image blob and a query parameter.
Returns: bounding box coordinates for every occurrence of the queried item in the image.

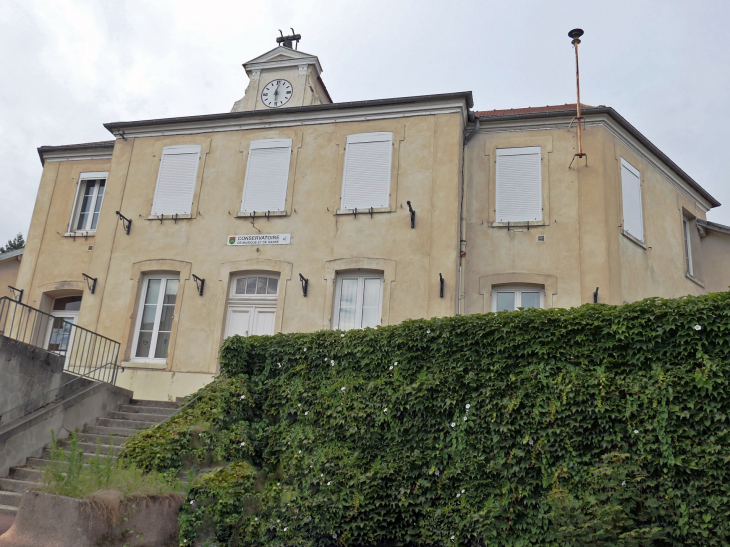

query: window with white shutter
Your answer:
[340,132,393,210]
[496,147,542,222]
[240,139,292,213]
[620,158,644,242]
[151,145,201,216]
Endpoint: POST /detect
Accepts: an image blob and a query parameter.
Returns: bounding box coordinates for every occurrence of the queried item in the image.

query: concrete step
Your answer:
[41,449,112,463]
[77,432,130,446]
[0,491,22,507]
[97,418,158,430]
[8,467,42,482]
[107,411,168,423]
[130,399,179,409]
[119,404,176,416]
[0,504,17,516]
[58,441,119,456]
[0,478,37,493]
[84,425,136,437]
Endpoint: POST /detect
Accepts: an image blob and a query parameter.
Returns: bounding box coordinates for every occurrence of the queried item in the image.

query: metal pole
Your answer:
[573,36,583,157]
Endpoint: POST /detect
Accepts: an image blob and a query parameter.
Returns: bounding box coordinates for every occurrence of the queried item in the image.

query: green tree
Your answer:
[0,233,25,253]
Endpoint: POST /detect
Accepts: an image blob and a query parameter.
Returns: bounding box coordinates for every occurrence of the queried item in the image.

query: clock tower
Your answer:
[231,33,332,112]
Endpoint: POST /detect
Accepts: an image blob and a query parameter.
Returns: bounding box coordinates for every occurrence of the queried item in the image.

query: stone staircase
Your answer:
[0,399,178,517]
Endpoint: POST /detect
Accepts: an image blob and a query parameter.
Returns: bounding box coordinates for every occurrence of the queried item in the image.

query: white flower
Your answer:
[634,429,639,434]
[303,348,307,351]
[305,411,309,416]
[278,363,282,368]
[240,395,246,400]
[331,360,335,366]
[394,362,398,366]
[389,366,393,370]
[451,536,455,541]
[427,330,431,334]
[463,416,467,421]
[384,408,388,413]
[451,422,456,428]
[190,500,195,505]
[277,519,280,523]
[321,474,324,477]
[255,517,258,521]
[298,403,301,407]
[435,470,440,476]
[341,386,346,391]
[341,334,345,337]
[621,480,627,486]
[456,493,461,498]
[277,482,280,486]
[327,481,331,486]
[333,533,338,539]
[461,489,465,493]
[529,440,534,446]
[299,450,302,454]
[284,527,288,532]
[240,441,246,446]
[694,324,702,331]
[465,404,470,410]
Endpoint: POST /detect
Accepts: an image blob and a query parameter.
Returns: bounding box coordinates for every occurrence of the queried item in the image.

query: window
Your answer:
[683,217,694,276]
[132,275,179,360]
[225,274,279,338]
[241,139,292,213]
[491,285,544,312]
[340,132,393,210]
[69,173,107,233]
[46,295,82,353]
[620,158,644,242]
[151,145,202,216]
[496,147,542,222]
[333,273,383,330]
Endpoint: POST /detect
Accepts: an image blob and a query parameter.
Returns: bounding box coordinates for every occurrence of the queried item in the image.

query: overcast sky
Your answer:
[1,0,729,245]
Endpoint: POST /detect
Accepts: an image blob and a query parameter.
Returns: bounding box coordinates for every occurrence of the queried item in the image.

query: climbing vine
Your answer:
[121,292,730,546]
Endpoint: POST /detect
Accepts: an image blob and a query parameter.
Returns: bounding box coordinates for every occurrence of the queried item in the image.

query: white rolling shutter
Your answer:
[620,158,644,242]
[496,147,542,222]
[240,139,292,213]
[340,132,393,210]
[151,145,201,215]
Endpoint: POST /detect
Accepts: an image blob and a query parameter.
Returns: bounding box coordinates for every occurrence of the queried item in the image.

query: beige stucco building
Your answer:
[13,42,730,400]
[0,249,23,301]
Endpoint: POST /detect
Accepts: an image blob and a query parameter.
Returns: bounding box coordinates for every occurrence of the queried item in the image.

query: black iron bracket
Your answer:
[8,286,22,303]
[115,211,132,235]
[353,208,358,219]
[593,287,599,304]
[299,273,308,297]
[369,207,373,218]
[192,274,205,296]
[439,273,444,298]
[82,273,97,294]
[407,201,416,228]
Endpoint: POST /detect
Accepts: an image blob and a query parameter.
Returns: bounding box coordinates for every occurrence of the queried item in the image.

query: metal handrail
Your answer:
[0,362,122,425]
[0,296,121,385]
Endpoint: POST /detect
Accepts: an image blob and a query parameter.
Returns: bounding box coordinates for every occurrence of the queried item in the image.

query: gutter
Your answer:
[103,91,475,132]
[697,218,730,236]
[458,117,480,314]
[476,106,720,208]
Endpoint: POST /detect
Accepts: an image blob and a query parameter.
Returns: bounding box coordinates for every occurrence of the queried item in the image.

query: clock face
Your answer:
[261,79,293,108]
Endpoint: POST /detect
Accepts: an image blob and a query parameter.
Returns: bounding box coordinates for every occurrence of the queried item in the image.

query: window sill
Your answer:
[63,231,96,238]
[121,360,168,370]
[686,272,705,288]
[146,214,193,221]
[491,220,547,228]
[621,230,647,249]
[236,211,288,218]
[336,207,392,215]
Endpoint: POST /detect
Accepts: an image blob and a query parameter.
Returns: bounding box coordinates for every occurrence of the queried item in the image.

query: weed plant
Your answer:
[41,430,183,499]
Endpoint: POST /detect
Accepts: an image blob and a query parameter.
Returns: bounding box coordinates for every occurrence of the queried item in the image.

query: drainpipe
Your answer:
[458,114,480,314]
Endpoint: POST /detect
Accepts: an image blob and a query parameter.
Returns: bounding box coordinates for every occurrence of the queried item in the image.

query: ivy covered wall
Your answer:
[122,293,730,546]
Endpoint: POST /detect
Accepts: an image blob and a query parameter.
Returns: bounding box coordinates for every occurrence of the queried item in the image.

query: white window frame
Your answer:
[491,284,545,312]
[225,273,280,338]
[131,274,180,361]
[620,157,645,243]
[340,132,393,211]
[495,147,543,223]
[332,272,384,330]
[67,172,108,234]
[683,217,694,276]
[151,145,201,216]
[240,139,293,214]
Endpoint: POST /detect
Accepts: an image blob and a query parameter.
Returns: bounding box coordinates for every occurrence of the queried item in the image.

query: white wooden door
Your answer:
[225,306,276,337]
